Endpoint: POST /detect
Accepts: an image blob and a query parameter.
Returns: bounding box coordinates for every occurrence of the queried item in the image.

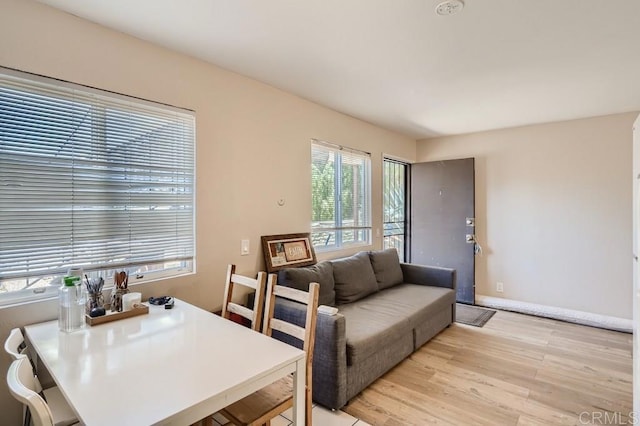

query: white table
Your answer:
[24,299,306,426]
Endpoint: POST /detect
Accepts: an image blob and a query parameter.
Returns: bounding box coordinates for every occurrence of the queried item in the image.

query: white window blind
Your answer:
[311,139,371,251]
[0,68,195,303]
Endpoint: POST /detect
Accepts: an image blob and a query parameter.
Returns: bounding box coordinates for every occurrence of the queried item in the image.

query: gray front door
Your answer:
[410,158,475,304]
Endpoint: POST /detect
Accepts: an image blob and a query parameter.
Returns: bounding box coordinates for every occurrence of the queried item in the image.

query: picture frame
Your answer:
[261,233,317,273]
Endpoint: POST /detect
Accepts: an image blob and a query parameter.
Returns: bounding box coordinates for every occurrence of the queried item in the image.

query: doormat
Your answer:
[456,303,496,327]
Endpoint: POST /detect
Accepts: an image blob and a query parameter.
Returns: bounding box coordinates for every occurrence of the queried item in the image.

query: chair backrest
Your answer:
[262,278,319,425]
[7,357,54,426]
[222,264,267,331]
[5,327,44,395]
[4,327,27,360]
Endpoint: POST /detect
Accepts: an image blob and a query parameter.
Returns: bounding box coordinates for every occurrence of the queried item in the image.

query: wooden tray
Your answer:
[85,304,149,326]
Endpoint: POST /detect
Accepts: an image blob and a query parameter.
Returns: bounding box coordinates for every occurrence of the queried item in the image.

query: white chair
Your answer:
[4,328,78,426]
[5,327,43,395]
[7,357,56,426]
[5,327,28,359]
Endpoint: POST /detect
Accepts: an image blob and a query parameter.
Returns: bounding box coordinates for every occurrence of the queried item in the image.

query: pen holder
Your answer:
[86,291,105,314]
[110,288,129,313]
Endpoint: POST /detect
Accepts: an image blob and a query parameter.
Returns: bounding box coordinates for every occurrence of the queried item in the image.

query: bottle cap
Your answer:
[63,276,81,286]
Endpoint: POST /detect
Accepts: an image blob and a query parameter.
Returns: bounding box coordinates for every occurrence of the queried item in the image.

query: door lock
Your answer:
[465,234,476,243]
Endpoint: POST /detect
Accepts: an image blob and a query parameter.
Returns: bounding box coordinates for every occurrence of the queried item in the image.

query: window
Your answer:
[383,158,409,262]
[311,139,371,251]
[0,68,195,305]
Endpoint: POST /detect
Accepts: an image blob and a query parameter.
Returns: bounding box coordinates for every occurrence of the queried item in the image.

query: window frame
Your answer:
[311,139,371,252]
[0,67,196,306]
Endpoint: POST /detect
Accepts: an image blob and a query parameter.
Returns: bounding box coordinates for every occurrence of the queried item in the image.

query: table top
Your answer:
[24,299,305,426]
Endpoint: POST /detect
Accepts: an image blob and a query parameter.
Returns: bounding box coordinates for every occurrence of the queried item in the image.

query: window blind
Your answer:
[311,139,371,250]
[0,69,195,296]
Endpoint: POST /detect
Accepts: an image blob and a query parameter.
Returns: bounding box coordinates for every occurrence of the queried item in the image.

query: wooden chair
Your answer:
[6,357,79,426]
[219,278,320,426]
[222,264,268,331]
[4,328,78,426]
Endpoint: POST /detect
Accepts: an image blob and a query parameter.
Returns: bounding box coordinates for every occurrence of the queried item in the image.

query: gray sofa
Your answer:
[274,248,456,410]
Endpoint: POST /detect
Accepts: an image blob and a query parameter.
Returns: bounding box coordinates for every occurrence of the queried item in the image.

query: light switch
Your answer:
[241,239,250,255]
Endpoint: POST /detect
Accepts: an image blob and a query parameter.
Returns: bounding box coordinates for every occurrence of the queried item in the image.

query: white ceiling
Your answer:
[37,0,640,139]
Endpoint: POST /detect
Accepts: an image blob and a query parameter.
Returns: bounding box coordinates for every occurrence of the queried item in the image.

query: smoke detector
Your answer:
[435,0,464,16]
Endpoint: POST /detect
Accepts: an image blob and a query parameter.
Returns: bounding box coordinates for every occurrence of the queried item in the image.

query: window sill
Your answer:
[0,271,194,309]
[315,242,373,261]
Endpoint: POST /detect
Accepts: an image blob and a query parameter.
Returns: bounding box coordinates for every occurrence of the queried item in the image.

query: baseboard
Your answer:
[475,294,632,333]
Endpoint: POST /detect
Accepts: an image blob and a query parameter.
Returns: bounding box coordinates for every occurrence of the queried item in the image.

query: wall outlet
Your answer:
[496,282,504,293]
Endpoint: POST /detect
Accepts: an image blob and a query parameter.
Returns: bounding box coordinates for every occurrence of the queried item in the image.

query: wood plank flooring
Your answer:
[342,310,633,426]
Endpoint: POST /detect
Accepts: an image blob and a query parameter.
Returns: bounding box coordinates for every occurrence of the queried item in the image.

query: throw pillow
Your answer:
[369,248,404,290]
[331,251,379,304]
[277,261,336,306]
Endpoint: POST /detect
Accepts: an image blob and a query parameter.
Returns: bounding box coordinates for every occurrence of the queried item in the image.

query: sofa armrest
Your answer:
[400,263,456,291]
[273,298,348,409]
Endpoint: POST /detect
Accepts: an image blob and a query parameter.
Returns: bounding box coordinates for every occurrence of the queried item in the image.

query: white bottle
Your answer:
[59,276,86,332]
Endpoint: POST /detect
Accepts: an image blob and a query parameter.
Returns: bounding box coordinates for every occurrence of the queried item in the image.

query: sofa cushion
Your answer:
[373,284,455,329]
[338,299,410,366]
[369,248,404,290]
[277,261,336,306]
[331,252,379,304]
[339,284,455,364]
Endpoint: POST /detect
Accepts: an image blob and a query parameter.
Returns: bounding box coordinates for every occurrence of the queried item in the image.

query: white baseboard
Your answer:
[475,294,632,333]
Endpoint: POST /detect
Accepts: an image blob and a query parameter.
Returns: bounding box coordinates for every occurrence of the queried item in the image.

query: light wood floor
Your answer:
[342,310,633,426]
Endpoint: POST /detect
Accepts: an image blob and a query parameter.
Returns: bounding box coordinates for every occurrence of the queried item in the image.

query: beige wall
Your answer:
[2,1,635,422]
[417,112,637,320]
[0,0,415,421]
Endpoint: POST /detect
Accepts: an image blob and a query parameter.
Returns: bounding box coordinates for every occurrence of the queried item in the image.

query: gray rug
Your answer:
[456,303,496,327]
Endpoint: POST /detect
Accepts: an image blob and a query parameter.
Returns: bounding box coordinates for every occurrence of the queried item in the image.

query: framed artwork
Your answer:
[261,233,317,273]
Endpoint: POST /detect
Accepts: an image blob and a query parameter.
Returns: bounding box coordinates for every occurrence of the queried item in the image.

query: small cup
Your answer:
[122,292,142,311]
